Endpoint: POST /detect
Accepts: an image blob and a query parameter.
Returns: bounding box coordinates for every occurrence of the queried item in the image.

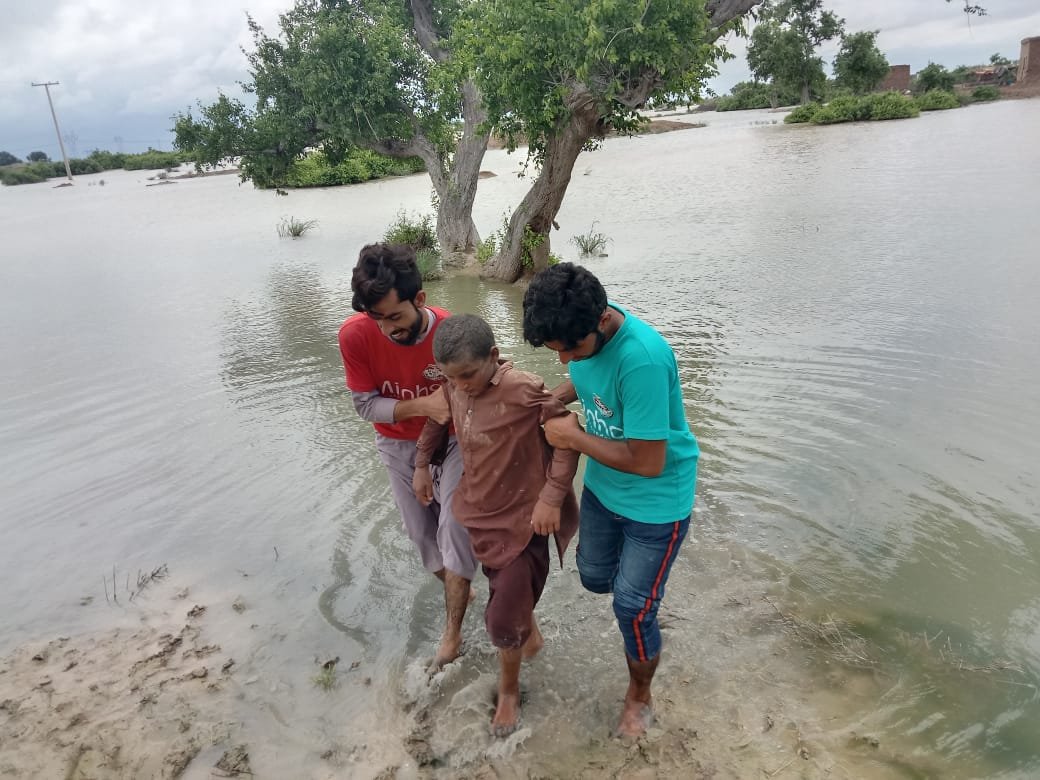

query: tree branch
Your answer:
[410,0,449,63]
[706,0,764,29]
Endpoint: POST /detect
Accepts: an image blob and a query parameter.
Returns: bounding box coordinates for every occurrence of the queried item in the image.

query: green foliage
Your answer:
[276,216,318,238]
[989,52,1011,67]
[0,148,190,186]
[810,94,868,124]
[914,89,960,111]
[476,213,551,269]
[748,0,845,104]
[415,248,445,281]
[0,151,20,166]
[784,92,919,124]
[383,211,438,252]
[972,85,1001,101]
[171,2,463,192]
[716,80,798,111]
[27,151,49,162]
[860,91,920,120]
[571,223,610,255]
[278,149,423,189]
[914,63,956,94]
[783,103,820,123]
[476,235,497,265]
[463,0,727,162]
[833,30,889,95]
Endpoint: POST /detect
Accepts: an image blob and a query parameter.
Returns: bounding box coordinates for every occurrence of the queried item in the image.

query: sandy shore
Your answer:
[0,542,945,780]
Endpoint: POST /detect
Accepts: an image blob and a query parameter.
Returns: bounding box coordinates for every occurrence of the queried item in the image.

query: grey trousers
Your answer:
[375,434,477,580]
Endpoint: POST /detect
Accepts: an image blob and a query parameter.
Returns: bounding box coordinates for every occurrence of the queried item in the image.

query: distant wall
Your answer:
[877,65,911,93]
[1020,37,1040,84]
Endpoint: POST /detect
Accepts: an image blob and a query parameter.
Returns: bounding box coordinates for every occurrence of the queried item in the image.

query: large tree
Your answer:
[468,0,762,282]
[747,0,844,105]
[833,30,889,95]
[174,0,489,258]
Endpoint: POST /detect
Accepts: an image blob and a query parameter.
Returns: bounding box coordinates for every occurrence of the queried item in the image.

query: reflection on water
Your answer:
[1,100,1039,776]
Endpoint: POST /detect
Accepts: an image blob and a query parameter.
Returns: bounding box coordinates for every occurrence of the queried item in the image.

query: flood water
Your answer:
[2,99,1039,778]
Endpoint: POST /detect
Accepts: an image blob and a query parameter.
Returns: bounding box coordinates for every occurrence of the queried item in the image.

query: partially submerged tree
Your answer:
[173,0,489,257]
[747,0,845,106]
[467,0,763,282]
[833,30,890,95]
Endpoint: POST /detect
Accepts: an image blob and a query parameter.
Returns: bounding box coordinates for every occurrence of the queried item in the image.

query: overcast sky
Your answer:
[1,0,1038,159]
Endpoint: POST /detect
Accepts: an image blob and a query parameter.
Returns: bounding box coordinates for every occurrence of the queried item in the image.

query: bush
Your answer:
[915,90,960,111]
[281,149,424,188]
[476,235,497,264]
[415,248,444,281]
[862,92,920,121]
[383,211,438,252]
[784,103,821,124]
[972,85,1000,102]
[811,95,868,124]
[783,92,919,126]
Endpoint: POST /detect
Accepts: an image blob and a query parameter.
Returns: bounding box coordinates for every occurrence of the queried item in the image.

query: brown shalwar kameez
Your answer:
[415,361,579,649]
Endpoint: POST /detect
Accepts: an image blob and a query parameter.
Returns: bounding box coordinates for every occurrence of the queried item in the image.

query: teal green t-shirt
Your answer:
[569,303,699,523]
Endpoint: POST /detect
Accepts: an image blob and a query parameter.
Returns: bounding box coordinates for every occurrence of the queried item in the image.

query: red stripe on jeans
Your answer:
[631,521,681,662]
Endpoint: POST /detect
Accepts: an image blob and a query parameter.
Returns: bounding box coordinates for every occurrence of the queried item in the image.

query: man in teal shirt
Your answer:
[523,263,699,739]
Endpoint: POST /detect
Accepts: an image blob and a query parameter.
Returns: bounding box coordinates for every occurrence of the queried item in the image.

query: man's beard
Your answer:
[391,304,425,345]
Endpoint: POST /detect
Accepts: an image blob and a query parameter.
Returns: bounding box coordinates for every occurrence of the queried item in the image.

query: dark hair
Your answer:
[433,314,496,364]
[351,243,422,312]
[522,262,607,348]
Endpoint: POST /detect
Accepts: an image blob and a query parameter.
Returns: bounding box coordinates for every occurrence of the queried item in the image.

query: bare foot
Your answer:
[431,633,462,669]
[614,696,654,739]
[491,691,521,738]
[468,585,478,605]
[521,617,544,660]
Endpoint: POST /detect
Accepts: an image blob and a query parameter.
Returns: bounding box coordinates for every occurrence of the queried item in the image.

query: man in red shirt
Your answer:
[338,243,477,667]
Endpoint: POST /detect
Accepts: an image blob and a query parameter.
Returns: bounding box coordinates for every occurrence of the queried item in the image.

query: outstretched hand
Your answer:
[543,412,582,450]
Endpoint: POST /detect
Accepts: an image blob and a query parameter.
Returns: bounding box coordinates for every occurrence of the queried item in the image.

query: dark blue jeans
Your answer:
[576,488,690,662]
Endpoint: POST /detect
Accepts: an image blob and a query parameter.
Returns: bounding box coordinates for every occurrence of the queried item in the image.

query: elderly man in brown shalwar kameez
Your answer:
[413,314,579,737]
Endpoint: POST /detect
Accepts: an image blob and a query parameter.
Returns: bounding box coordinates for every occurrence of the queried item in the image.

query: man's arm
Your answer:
[551,379,577,405]
[543,415,666,477]
[350,388,450,425]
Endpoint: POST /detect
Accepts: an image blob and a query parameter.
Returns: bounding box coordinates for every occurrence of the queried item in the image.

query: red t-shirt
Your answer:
[338,305,451,441]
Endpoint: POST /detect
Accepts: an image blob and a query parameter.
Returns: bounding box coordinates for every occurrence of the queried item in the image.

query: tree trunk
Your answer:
[801,81,811,105]
[359,81,488,262]
[481,87,604,283]
[438,81,489,264]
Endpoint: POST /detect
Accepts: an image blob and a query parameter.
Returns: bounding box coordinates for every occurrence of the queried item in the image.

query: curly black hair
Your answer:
[351,243,422,312]
[522,262,607,348]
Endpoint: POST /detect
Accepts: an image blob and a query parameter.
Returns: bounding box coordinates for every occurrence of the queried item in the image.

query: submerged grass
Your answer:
[277,216,318,238]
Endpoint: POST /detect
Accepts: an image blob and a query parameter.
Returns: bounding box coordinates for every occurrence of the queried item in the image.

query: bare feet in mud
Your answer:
[614,696,654,739]
[430,632,463,670]
[491,691,521,738]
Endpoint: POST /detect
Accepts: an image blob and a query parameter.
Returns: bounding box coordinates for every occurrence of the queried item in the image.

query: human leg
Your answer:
[430,438,478,667]
[484,535,550,736]
[574,488,624,594]
[611,515,690,737]
[375,436,443,572]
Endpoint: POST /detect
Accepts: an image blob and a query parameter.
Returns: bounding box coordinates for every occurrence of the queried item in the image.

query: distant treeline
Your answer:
[0,149,190,186]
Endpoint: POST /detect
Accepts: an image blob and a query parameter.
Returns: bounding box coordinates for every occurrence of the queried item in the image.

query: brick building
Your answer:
[877,65,911,93]
[1019,37,1040,84]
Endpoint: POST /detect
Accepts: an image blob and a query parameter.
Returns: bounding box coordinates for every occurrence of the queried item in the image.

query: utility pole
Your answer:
[31,81,73,184]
